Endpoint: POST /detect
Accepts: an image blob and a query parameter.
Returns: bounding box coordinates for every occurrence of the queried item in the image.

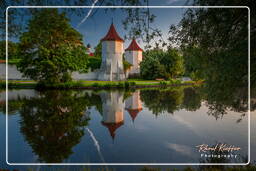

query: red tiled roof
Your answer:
[101,121,124,139]
[101,23,124,42]
[126,108,142,121]
[125,39,143,51]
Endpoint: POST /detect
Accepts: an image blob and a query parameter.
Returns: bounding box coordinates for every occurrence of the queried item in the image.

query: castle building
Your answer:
[97,23,126,81]
[124,39,143,76]
[76,23,143,81]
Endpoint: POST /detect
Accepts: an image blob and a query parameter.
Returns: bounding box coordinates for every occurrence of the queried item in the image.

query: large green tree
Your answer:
[140,48,184,80]
[17,9,89,83]
[167,0,254,116]
[168,1,252,87]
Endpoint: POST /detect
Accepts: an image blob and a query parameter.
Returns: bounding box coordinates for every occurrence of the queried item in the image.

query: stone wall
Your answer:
[0,63,99,80]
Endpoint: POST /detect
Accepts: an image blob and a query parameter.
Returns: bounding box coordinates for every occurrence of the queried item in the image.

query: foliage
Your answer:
[140,164,256,171]
[159,48,184,78]
[140,49,184,80]
[0,40,20,59]
[88,57,101,71]
[17,9,89,84]
[182,46,206,80]
[93,42,102,58]
[168,1,252,87]
[140,54,165,80]
[123,58,133,72]
[166,0,254,116]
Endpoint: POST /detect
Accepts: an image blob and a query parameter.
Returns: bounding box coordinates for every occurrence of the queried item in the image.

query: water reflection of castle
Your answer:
[100,91,142,140]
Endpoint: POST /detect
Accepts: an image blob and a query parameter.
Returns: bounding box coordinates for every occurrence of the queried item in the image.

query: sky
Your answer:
[73,0,189,50]
[8,0,191,51]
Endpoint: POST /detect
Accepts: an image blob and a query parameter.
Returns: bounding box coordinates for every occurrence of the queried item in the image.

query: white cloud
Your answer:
[166,143,194,157]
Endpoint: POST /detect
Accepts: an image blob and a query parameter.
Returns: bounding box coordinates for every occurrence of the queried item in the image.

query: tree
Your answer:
[93,42,102,59]
[166,0,254,118]
[140,49,184,80]
[87,42,102,71]
[168,1,251,87]
[17,9,89,83]
[140,52,166,80]
[182,46,206,80]
[0,40,19,59]
[159,48,184,78]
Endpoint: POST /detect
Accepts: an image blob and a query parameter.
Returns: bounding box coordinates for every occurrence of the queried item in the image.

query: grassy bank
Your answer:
[0,59,21,64]
[0,79,202,90]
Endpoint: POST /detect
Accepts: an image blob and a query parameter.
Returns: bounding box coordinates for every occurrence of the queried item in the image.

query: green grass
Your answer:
[0,79,199,90]
[0,58,21,64]
[8,58,21,64]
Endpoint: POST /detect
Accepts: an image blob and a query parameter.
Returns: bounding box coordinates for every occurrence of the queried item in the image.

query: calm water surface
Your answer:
[0,86,252,165]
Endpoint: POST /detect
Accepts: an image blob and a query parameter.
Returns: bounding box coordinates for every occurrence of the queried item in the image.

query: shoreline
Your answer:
[0,80,202,90]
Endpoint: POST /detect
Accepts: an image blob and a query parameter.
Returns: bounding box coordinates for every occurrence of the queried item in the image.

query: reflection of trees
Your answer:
[202,84,252,120]
[182,87,203,111]
[0,98,25,115]
[140,85,254,121]
[19,90,101,163]
[140,87,184,116]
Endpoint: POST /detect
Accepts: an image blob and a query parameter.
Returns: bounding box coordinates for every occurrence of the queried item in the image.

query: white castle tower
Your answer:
[97,23,125,81]
[125,39,143,76]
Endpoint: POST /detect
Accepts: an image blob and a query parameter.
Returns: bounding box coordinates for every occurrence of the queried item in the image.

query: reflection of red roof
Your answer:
[102,121,124,139]
[101,23,124,42]
[125,39,143,51]
[126,108,142,121]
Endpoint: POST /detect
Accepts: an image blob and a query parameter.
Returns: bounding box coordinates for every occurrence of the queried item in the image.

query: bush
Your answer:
[117,82,125,88]
[140,49,184,80]
[92,83,99,87]
[88,57,101,71]
[159,81,167,87]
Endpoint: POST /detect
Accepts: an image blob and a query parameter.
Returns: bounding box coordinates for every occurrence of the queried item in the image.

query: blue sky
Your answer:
[74,7,186,50]
[8,0,190,50]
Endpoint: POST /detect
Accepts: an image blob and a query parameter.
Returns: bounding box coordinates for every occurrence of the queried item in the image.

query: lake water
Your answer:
[0,86,253,168]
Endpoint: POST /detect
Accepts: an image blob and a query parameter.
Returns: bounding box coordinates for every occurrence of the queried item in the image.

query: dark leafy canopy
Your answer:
[169,2,252,87]
[93,42,102,58]
[17,9,89,83]
[87,42,102,71]
[166,0,254,115]
[140,48,184,80]
[0,40,19,59]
